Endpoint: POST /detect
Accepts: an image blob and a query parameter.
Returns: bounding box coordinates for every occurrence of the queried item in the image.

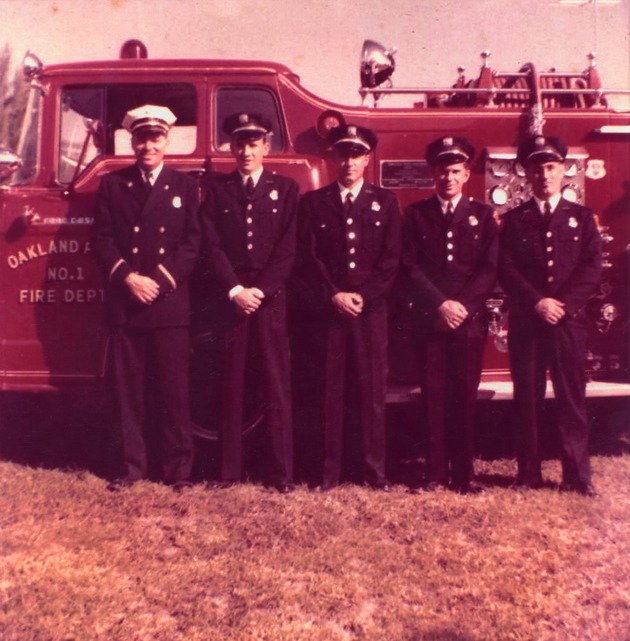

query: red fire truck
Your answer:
[1,40,628,443]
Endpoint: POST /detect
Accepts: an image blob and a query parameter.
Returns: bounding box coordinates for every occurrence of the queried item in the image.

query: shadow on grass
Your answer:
[406,627,478,641]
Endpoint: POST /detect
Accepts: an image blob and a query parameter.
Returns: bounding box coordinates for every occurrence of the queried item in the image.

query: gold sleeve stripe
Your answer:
[109,259,126,280]
[158,264,177,290]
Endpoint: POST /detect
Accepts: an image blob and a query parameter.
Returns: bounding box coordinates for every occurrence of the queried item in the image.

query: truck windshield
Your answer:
[58,83,197,184]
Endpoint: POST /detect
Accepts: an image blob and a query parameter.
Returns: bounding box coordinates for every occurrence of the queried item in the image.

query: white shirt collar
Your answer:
[534,194,562,214]
[139,162,164,183]
[239,166,264,187]
[338,179,364,202]
[437,193,463,214]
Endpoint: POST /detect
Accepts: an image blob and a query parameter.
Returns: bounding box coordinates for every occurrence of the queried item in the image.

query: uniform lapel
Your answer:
[225,170,247,206]
[323,182,344,216]
[251,169,275,203]
[452,196,471,226]
[137,166,174,220]
[122,165,148,212]
[519,198,542,229]
[549,198,572,232]
[426,194,447,227]
[353,183,371,214]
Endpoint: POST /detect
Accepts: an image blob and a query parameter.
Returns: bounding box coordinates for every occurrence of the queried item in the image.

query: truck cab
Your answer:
[1,40,628,407]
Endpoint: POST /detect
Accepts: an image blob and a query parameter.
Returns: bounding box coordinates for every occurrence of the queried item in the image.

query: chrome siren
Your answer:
[360,40,396,89]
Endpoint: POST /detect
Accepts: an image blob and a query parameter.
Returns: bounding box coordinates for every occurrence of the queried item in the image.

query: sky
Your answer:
[0,0,628,109]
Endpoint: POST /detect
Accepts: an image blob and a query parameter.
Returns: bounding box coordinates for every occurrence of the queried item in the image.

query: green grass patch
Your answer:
[1,457,629,640]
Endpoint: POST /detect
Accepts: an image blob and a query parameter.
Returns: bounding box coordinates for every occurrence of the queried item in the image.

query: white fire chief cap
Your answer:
[122,105,176,135]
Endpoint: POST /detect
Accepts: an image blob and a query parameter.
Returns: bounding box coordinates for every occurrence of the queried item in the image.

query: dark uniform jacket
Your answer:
[403,195,498,326]
[499,197,601,323]
[92,164,200,328]
[298,181,401,309]
[201,169,298,299]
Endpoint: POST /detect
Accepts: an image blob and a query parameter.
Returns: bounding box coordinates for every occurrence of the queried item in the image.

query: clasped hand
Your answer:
[332,292,364,318]
[534,298,566,325]
[233,288,265,315]
[435,299,468,331]
[125,273,160,305]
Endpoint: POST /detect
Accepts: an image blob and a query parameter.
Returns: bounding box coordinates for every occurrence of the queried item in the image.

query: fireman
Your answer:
[499,135,602,496]
[199,113,298,493]
[402,136,498,494]
[92,104,201,491]
[297,124,401,491]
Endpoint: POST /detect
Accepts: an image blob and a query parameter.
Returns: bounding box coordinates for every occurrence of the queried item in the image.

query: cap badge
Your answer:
[443,137,453,147]
[534,136,545,147]
[239,114,249,124]
[348,126,357,136]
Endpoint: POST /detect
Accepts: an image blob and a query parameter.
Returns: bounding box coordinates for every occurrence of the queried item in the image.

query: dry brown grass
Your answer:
[1,456,630,641]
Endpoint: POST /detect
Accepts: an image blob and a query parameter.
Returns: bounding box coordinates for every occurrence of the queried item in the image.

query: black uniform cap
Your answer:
[223,113,272,139]
[426,136,475,166]
[517,135,567,167]
[328,124,378,154]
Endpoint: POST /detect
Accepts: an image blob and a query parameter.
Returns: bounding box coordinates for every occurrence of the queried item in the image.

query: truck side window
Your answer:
[215,87,285,152]
[58,83,197,184]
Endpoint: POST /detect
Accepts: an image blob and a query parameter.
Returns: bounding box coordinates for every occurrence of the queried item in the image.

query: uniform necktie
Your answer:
[445,201,455,225]
[344,192,354,214]
[144,171,153,191]
[245,176,255,198]
[543,200,552,221]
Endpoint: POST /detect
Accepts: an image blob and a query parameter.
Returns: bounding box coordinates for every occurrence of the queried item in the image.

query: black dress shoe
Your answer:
[275,482,295,495]
[426,481,446,492]
[453,481,484,495]
[170,480,193,493]
[560,482,598,498]
[511,481,542,492]
[207,480,236,490]
[410,481,444,494]
[311,482,338,493]
[367,481,392,492]
[106,477,137,492]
